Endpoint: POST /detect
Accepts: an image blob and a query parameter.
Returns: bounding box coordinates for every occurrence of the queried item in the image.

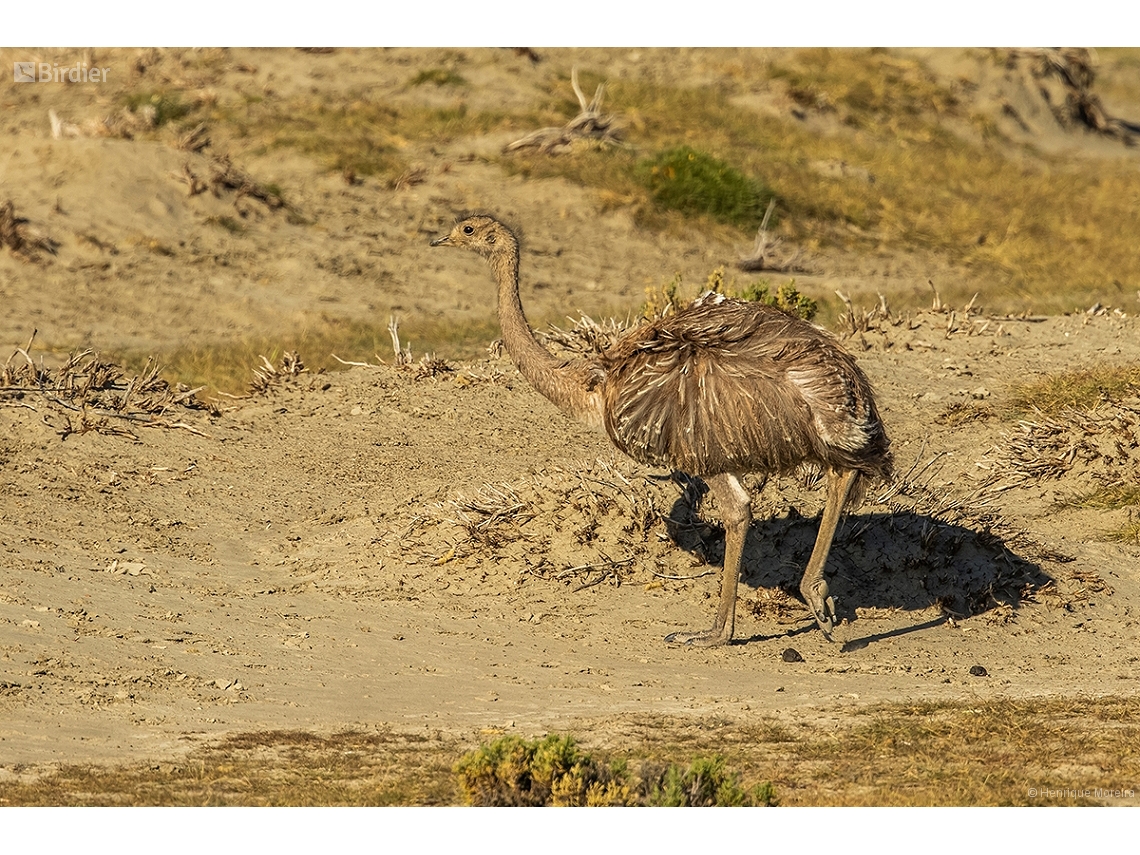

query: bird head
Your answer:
[430,215,511,259]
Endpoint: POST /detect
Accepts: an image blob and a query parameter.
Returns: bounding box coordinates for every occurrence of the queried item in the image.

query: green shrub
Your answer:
[410,68,466,87]
[454,734,773,806]
[644,268,817,322]
[638,146,772,227]
[645,755,776,807]
[706,267,818,320]
[454,734,634,806]
[123,91,192,126]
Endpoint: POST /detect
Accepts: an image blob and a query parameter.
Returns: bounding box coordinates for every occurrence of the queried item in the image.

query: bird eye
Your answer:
[463,225,474,235]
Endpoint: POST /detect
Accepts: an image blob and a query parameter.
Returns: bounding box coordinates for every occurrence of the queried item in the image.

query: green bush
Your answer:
[645,756,776,806]
[454,734,634,806]
[454,734,774,806]
[410,68,466,87]
[123,91,192,126]
[706,267,818,320]
[638,146,772,227]
[644,268,817,322]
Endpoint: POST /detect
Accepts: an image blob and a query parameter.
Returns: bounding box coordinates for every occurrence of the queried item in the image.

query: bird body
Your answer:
[596,292,890,480]
[432,214,892,645]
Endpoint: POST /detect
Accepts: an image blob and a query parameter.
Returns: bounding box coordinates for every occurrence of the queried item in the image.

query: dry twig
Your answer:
[249,351,306,395]
[2,331,216,436]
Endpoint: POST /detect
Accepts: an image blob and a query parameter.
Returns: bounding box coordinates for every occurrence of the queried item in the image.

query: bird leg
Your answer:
[666,473,753,648]
[799,468,858,640]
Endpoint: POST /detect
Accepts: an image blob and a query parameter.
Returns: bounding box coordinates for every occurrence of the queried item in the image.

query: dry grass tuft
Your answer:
[418,457,672,583]
[445,483,534,550]
[387,316,454,379]
[1009,363,1140,416]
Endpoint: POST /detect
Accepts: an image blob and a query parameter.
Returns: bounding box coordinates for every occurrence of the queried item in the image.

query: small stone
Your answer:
[781,647,804,663]
[969,665,988,677]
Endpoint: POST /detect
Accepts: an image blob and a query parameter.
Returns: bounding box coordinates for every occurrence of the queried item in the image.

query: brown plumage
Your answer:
[431,215,892,645]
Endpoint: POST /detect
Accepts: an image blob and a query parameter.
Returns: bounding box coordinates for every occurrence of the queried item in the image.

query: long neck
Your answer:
[488,240,603,428]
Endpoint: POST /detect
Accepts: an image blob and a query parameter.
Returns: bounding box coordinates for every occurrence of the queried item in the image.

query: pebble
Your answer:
[781,647,804,663]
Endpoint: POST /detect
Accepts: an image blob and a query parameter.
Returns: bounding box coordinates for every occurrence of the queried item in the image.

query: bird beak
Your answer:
[430,234,451,247]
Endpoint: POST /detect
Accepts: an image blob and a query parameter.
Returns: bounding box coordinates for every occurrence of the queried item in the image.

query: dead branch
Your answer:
[204,155,286,209]
[1014,48,1138,144]
[737,198,811,273]
[505,67,623,154]
[388,316,412,367]
[175,122,210,153]
[1,200,59,262]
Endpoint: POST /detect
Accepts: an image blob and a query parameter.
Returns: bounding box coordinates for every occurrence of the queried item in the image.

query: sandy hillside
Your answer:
[1,48,1139,779]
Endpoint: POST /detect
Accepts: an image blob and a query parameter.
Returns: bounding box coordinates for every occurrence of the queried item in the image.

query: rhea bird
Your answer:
[431,215,892,645]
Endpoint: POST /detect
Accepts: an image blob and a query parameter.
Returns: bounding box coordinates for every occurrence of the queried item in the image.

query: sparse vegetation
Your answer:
[1066,484,1140,544]
[217,96,527,178]
[453,733,771,807]
[118,314,501,395]
[204,214,244,233]
[505,52,1140,314]
[1071,484,1140,511]
[767,48,959,127]
[1010,363,1140,415]
[704,266,818,320]
[644,755,776,807]
[3,698,1137,806]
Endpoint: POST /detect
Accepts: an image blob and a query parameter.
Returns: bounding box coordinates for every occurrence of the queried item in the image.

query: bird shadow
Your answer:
[660,473,1054,641]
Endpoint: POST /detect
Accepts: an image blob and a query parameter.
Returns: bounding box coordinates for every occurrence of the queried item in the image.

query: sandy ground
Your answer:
[2,48,1139,774]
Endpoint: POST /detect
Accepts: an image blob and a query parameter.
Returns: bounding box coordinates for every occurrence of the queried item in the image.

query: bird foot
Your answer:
[802,579,837,641]
[664,626,731,648]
